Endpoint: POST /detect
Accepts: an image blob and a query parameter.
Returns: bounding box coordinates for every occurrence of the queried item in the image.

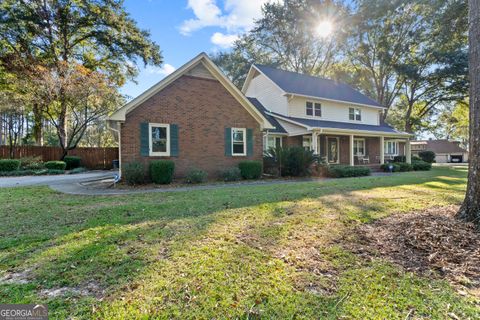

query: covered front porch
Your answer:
[285,131,412,166]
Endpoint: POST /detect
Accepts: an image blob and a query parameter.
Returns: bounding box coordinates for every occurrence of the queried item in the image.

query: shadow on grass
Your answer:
[0,167,470,318]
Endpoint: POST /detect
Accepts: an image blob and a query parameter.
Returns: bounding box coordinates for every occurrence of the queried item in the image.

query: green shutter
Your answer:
[247,128,253,157]
[170,124,179,157]
[225,127,232,156]
[140,122,149,156]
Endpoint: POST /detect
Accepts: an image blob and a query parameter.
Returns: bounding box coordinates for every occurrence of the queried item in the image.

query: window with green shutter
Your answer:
[246,128,253,156]
[170,124,179,157]
[140,122,149,156]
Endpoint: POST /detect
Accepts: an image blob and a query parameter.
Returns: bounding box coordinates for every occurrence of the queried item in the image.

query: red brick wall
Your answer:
[120,75,263,178]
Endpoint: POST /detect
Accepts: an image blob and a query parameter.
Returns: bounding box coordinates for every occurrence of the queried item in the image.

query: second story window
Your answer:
[349,107,361,121]
[306,102,321,117]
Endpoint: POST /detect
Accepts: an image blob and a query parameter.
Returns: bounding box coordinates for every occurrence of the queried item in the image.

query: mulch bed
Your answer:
[350,205,480,294]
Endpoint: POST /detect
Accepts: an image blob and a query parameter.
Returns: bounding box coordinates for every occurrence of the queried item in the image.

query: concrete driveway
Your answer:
[0,171,116,188]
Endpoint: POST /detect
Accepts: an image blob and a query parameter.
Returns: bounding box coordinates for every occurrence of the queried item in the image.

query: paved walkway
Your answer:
[0,170,392,196]
[0,171,115,188]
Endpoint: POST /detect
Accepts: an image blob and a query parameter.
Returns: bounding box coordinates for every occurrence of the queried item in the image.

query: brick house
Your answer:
[108,53,412,179]
[107,53,274,178]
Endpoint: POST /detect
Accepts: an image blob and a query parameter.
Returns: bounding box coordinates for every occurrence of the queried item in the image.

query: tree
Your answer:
[35,63,121,158]
[432,100,469,146]
[0,0,162,154]
[347,0,430,118]
[458,0,480,225]
[213,0,348,88]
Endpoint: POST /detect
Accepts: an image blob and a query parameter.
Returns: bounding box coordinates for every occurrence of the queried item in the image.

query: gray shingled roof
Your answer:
[269,112,407,135]
[254,64,383,108]
[247,98,286,133]
[413,140,468,154]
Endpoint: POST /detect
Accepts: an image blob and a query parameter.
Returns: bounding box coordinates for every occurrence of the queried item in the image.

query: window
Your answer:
[303,136,312,151]
[264,135,282,151]
[353,139,365,156]
[306,102,321,117]
[232,128,246,156]
[349,108,362,121]
[149,123,170,156]
[384,141,398,155]
[306,102,313,116]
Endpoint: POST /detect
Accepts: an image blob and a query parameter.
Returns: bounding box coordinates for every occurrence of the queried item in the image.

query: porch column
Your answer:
[406,138,412,164]
[349,134,354,166]
[312,132,318,154]
[380,136,385,164]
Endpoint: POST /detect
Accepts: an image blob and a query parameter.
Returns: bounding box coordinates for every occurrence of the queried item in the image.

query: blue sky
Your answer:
[121,0,271,99]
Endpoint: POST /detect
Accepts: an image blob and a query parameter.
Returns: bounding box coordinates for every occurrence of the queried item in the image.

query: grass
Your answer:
[0,167,478,319]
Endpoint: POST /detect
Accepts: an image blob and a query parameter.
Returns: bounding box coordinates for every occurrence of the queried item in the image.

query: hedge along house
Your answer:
[107,53,275,178]
[242,65,412,166]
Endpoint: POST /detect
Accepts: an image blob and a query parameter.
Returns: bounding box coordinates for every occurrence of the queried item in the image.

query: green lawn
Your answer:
[0,167,478,319]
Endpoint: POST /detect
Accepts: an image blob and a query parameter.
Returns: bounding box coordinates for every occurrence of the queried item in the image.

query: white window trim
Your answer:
[264,135,283,151]
[232,127,247,156]
[303,135,312,151]
[306,101,322,118]
[354,138,365,156]
[384,141,398,155]
[349,107,362,122]
[149,123,170,157]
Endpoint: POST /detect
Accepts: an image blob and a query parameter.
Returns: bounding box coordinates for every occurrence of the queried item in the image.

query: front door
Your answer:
[327,137,339,163]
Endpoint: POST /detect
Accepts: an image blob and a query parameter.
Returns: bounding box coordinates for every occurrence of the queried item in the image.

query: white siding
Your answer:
[276,119,309,136]
[288,96,380,125]
[244,73,289,114]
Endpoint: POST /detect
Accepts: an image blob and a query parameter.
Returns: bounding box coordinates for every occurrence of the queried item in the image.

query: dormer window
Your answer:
[349,108,361,121]
[306,102,321,117]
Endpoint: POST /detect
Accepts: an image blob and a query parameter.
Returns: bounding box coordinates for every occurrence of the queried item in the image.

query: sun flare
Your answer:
[316,21,334,38]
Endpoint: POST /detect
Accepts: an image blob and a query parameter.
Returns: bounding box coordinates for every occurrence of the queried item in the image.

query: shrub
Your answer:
[20,156,44,170]
[185,168,208,184]
[0,159,21,172]
[412,160,432,171]
[238,161,262,179]
[220,167,241,182]
[0,169,35,176]
[123,162,145,185]
[63,156,81,170]
[44,161,67,170]
[393,155,406,163]
[327,165,371,178]
[419,150,435,163]
[150,160,175,184]
[396,162,413,172]
[69,167,87,174]
[412,155,422,161]
[264,146,315,177]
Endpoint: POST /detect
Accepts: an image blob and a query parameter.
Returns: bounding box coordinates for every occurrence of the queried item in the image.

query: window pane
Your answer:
[355,109,361,121]
[275,137,281,148]
[233,143,244,154]
[233,130,244,142]
[151,126,167,152]
[306,102,313,116]
[349,108,355,120]
[314,103,321,116]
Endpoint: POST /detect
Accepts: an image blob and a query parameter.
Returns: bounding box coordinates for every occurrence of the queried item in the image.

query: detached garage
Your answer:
[411,139,469,163]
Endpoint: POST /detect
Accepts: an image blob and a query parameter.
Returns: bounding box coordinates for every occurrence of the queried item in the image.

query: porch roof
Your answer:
[247,98,287,134]
[268,112,410,136]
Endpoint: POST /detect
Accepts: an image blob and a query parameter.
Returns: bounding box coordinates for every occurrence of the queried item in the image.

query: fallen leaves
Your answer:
[352,205,480,295]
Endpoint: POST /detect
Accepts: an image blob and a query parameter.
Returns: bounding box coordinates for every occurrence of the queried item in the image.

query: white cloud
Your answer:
[210,32,239,48]
[180,0,276,46]
[146,63,176,76]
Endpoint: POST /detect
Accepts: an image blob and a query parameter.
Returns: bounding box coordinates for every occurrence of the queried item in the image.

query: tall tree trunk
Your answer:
[32,103,43,146]
[458,0,480,225]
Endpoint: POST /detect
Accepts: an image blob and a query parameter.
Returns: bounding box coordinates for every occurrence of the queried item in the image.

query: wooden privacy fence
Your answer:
[0,146,119,169]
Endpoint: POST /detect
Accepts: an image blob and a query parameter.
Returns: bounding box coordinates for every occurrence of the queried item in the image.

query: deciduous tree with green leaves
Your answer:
[0,0,162,155]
